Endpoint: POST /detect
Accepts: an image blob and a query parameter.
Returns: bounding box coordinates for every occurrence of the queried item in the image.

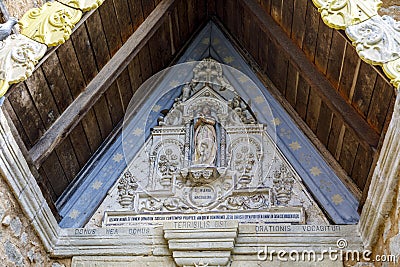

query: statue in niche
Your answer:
[193,106,217,166]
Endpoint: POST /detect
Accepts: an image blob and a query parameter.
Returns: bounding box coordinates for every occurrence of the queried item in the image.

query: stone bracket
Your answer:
[163,221,239,267]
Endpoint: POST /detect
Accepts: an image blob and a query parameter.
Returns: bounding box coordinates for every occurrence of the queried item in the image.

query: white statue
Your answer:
[193,106,217,165]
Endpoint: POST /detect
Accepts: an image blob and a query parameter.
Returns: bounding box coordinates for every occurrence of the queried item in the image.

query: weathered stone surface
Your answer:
[0,173,71,266]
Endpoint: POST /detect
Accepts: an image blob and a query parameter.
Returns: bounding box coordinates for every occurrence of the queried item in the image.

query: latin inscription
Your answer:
[255,225,341,233]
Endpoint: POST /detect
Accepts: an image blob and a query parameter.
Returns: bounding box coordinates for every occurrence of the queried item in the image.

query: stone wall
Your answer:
[0,173,71,267]
[372,178,400,267]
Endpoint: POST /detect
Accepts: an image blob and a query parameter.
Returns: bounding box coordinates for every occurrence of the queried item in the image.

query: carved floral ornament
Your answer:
[0,34,47,97]
[19,1,82,47]
[58,0,106,12]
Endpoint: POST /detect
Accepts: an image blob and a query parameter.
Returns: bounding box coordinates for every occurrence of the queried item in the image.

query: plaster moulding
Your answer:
[0,34,47,97]
[383,58,400,89]
[19,1,82,47]
[346,15,400,65]
[312,0,381,30]
[57,0,105,12]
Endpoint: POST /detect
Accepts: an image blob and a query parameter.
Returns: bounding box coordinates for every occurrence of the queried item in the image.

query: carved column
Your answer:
[220,126,226,167]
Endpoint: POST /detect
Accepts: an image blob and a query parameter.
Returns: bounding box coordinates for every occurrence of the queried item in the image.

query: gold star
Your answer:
[169,80,180,87]
[212,38,220,45]
[254,95,264,104]
[92,180,103,190]
[332,194,343,205]
[69,209,80,219]
[152,105,161,112]
[112,153,124,162]
[223,56,234,63]
[133,128,144,136]
[272,117,281,126]
[238,75,248,83]
[289,141,301,151]
[201,37,210,45]
[310,166,322,176]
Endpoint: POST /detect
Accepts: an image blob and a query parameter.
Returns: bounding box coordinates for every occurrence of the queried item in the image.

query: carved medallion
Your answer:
[346,15,400,64]
[0,34,46,97]
[19,1,82,46]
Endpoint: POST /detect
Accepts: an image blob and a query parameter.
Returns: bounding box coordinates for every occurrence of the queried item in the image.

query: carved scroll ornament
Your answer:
[312,0,381,29]
[19,1,82,47]
[346,15,400,65]
[58,0,105,12]
[0,34,46,97]
[383,58,400,89]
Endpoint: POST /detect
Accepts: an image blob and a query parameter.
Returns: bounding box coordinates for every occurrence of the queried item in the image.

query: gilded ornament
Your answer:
[383,58,400,89]
[58,0,105,12]
[312,0,381,29]
[19,1,82,47]
[0,34,47,97]
[346,15,400,65]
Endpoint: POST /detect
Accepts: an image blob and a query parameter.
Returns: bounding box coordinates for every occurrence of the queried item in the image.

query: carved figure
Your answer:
[194,106,217,165]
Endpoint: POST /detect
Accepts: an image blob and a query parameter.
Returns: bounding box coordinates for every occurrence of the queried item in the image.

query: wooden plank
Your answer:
[138,44,153,82]
[326,30,346,89]
[71,24,99,84]
[367,76,394,133]
[351,144,373,190]
[3,97,31,148]
[314,17,333,74]
[302,1,320,61]
[338,128,359,175]
[270,0,282,25]
[41,52,73,113]
[241,0,379,148]
[85,10,110,70]
[38,167,57,205]
[338,44,359,100]
[99,0,123,57]
[176,0,189,41]
[187,0,196,34]
[241,3,252,52]
[291,0,307,48]
[195,0,207,26]
[281,0,294,36]
[105,81,124,127]
[327,114,343,159]
[25,68,60,129]
[93,95,114,139]
[215,0,224,19]
[258,31,269,74]
[28,0,176,167]
[142,0,155,18]
[128,55,144,94]
[266,41,288,94]
[68,122,92,167]
[260,0,271,14]
[56,39,86,98]
[116,68,134,112]
[285,63,298,107]
[41,151,69,198]
[316,101,333,146]
[81,109,103,153]
[54,137,81,183]
[295,74,310,120]
[352,61,377,118]
[8,83,46,148]
[128,0,145,31]
[305,86,322,133]
[113,0,134,43]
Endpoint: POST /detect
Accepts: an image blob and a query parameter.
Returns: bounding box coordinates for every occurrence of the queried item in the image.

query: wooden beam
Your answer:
[241,0,380,149]
[28,0,176,168]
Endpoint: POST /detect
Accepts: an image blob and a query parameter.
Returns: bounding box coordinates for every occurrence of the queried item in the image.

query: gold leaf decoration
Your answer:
[58,0,105,12]
[19,1,82,47]
[312,0,382,29]
[0,34,47,97]
[383,58,400,89]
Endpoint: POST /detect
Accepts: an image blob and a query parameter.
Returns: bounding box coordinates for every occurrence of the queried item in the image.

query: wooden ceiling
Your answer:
[2,0,395,217]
